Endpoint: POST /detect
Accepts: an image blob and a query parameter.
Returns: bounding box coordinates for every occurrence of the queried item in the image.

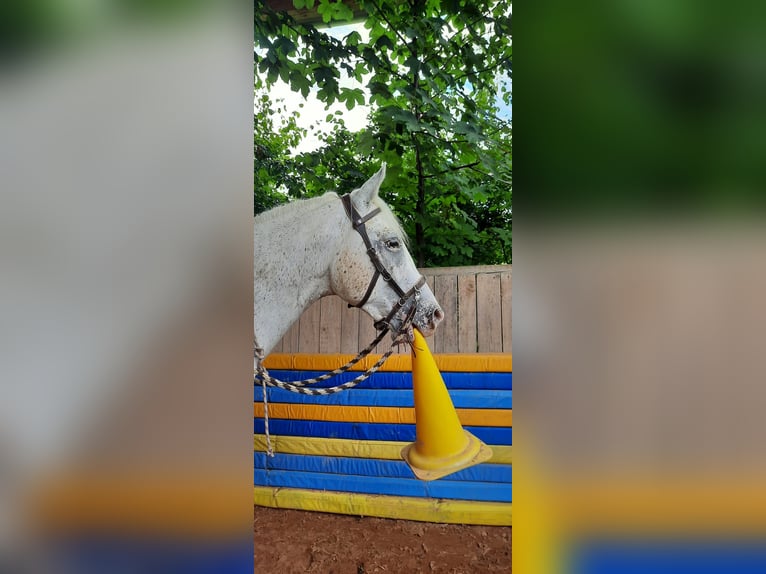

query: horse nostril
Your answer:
[432,307,444,325]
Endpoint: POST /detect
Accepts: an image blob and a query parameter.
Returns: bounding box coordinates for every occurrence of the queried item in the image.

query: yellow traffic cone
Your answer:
[401,329,493,480]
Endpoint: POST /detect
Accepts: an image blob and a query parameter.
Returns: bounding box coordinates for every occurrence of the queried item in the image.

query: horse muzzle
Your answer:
[412,302,444,337]
[381,294,443,338]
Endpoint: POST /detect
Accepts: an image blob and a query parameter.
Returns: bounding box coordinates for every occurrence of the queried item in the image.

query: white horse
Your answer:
[254,164,443,357]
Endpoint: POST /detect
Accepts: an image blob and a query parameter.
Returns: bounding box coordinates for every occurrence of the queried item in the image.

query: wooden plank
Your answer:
[393,334,408,354]
[340,302,361,354]
[281,319,300,354]
[319,296,343,354]
[476,273,503,352]
[420,264,512,276]
[298,300,321,354]
[458,274,478,353]
[358,307,379,354]
[500,271,512,354]
[434,274,458,353]
[423,275,436,350]
[432,276,444,353]
[273,266,512,355]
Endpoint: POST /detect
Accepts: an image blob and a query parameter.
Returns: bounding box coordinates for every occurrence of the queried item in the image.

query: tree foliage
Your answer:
[254,74,305,213]
[254,0,512,265]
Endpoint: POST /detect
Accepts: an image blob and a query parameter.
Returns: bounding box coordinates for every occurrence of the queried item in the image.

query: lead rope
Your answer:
[255,334,406,458]
[254,343,273,457]
[255,295,419,457]
[255,325,391,392]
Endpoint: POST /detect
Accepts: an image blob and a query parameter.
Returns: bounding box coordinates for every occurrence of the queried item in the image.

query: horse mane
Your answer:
[254,192,338,226]
[257,191,410,247]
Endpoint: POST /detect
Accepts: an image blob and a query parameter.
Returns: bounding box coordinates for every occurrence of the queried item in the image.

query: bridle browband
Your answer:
[340,194,426,332]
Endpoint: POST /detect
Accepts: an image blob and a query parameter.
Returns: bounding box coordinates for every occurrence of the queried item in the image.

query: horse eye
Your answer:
[385,239,401,250]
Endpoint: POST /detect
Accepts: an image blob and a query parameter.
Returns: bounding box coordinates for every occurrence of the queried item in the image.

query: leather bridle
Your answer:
[341,194,426,333]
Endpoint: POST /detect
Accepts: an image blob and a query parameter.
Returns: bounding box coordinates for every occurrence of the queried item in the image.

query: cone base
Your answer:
[401,430,494,481]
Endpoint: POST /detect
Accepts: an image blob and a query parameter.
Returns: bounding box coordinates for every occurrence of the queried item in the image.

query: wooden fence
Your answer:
[271,265,511,355]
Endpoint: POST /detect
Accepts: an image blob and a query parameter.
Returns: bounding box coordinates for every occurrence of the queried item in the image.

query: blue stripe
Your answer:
[263,370,512,390]
[253,419,512,445]
[253,469,513,502]
[253,452,513,483]
[254,387,512,409]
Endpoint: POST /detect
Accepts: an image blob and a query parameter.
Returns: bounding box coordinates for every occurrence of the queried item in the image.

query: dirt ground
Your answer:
[254,506,511,573]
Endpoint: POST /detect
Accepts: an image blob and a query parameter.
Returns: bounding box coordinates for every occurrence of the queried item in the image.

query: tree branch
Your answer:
[423,161,481,178]
[262,9,410,85]
[414,130,468,146]
[367,0,410,49]
[450,53,513,85]
[422,14,489,66]
[468,164,512,186]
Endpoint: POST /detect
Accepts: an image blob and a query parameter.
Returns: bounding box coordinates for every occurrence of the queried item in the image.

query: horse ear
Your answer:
[351,163,387,206]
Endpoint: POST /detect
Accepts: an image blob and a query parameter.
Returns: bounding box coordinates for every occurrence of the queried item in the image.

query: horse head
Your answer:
[330,164,444,337]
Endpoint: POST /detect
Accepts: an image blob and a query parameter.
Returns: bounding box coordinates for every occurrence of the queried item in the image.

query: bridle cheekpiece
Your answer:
[340,194,426,333]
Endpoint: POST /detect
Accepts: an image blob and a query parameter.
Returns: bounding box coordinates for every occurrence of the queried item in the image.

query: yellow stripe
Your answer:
[262,353,512,373]
[253,434,513,464]
[253,403,511,427]
[254,486,512,526]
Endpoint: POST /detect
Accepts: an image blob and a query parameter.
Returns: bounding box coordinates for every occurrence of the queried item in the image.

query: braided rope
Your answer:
[254,326,389,391]
[254,297,418,391]
[256,333,409,395]
[260,374,273,456]
[254,289,420,456]
[254,328,411,457]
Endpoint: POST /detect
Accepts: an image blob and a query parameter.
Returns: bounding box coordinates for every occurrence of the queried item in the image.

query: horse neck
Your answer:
[254,194,345,355]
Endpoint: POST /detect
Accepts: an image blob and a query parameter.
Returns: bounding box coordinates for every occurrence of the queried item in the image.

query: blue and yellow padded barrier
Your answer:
[254,349,512,525]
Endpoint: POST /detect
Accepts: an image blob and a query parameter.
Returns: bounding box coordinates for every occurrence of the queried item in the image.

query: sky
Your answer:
[260,21,512,154]
[265,23,372,153]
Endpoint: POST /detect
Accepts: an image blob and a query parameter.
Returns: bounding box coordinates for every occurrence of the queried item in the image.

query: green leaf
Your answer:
[274,37,296,55]
[369,81,392,99]
[317,0,333,22]
[345,31,362,47]
[313,65,336,84]
[278,64,290,83]
[374,35,394,51]
[404,56,420,73]
[289,69,311,97]
[334,2,354,20]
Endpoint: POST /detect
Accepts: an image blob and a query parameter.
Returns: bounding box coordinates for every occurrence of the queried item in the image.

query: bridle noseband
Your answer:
[340,194,426,332]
